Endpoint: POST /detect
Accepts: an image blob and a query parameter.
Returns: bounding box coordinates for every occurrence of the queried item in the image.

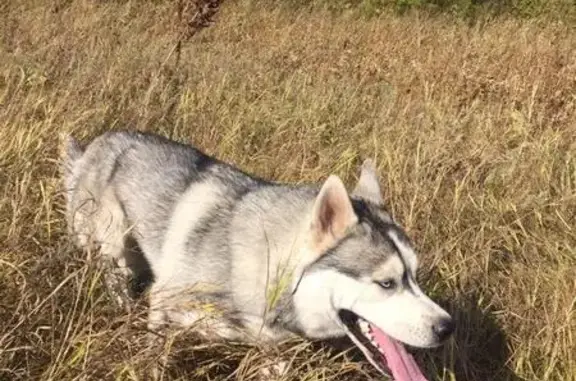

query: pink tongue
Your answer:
[370,325,429,381]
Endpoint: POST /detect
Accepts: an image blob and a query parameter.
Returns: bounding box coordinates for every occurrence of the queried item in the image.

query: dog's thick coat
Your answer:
[63,130,453,380]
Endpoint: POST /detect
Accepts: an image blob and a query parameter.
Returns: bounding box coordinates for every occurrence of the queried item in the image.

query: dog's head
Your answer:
[292,160,453,380]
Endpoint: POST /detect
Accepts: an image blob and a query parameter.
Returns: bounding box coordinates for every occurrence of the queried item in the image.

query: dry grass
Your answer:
[1,0,575,380]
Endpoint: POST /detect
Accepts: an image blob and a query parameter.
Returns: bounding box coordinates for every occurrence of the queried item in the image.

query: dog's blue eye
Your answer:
[378,280,396,289]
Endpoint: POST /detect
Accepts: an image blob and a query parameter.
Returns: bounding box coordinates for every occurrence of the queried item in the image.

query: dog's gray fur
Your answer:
[62,130,452,367]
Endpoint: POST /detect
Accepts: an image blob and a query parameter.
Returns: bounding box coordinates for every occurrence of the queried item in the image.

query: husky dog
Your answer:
[62,130,453,381]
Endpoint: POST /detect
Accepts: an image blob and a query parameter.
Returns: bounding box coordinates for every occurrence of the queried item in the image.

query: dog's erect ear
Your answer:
[310,175,358,253]
[292,175,358,294]
[352,159,382,204]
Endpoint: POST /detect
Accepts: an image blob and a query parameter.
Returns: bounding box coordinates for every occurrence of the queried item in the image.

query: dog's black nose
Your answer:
[433,318,455,342]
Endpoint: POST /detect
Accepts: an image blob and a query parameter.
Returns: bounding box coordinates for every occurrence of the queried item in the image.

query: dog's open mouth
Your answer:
[338,310,429,381]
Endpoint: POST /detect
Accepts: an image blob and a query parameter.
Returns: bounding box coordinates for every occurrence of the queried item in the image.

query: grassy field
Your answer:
[1,0,575,380]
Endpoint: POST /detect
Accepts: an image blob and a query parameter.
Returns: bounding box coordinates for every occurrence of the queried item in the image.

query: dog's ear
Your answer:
[352,159,382,204]
[310,175,358,253]
[292,175,358,294]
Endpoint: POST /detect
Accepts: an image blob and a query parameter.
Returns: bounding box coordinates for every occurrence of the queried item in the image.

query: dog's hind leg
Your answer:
[67,184,138,309]
[92,187,135,310]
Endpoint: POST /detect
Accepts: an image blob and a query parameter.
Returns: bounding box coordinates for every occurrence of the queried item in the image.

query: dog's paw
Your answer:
[255,360,289,381]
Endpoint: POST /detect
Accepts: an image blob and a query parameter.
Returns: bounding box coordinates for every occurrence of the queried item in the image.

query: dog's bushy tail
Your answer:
[60,134,83,175]
[60,134,85,233]
[60,133,84,199]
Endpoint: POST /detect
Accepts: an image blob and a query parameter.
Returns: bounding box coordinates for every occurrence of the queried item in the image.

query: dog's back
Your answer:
[63,130,262,263]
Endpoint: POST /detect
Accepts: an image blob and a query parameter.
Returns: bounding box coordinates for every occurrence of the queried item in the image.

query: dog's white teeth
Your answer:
[359,320,370,334]
[359,319,385,353]
[361,327,383,352]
